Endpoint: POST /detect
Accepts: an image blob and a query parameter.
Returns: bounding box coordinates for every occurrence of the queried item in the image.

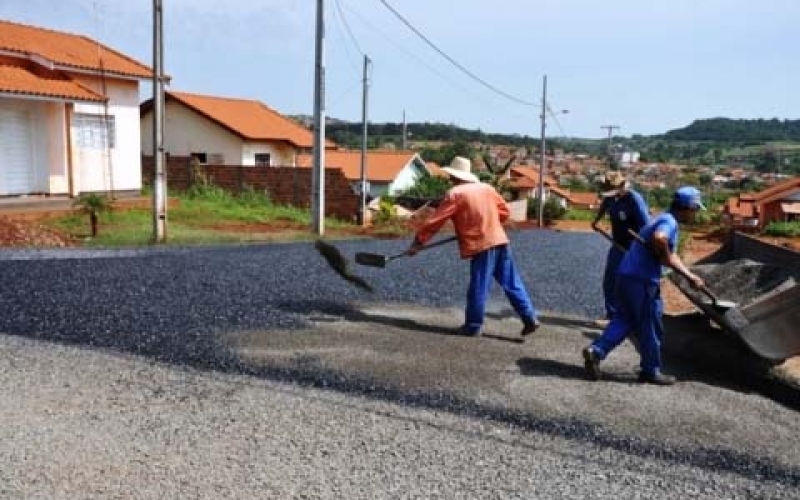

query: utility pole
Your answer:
[600,124,620,169]
[151,0,167,243]
[357,55,370,226]
[537,75,547,228]
[402,110,407,150]
[311,0,326,235]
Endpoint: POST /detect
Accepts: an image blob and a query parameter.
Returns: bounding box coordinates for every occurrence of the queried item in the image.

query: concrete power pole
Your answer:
[357,55,371,226]
[152,0,167,243]
[601,124,620,169]
[311,0,326,235]
[402,110,407,150]
[537,75,547,228]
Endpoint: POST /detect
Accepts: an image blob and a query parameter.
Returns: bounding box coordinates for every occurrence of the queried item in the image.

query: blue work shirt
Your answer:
[599,190,649,249]
[618,212,678,284]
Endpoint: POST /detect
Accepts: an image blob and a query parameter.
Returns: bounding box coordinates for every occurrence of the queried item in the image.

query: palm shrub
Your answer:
[72,193,112,237]
[527,196,567,223]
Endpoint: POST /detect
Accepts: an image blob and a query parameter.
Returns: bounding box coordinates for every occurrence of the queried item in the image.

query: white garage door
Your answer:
[0,108,34,195]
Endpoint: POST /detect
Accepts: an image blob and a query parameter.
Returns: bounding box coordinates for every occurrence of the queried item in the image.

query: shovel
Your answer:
[355,235,458,268]
[627,229,737,311]
[593,226,628,253]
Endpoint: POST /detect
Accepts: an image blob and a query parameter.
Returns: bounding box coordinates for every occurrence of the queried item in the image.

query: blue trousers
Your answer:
[464,244,537,333]
[591,275,665,375]
[602,246,625,319]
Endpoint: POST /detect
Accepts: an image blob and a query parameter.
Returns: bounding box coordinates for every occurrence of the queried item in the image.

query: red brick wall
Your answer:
[142,156,359,221]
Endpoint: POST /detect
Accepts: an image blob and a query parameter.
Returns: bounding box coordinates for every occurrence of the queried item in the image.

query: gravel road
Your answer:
[1,230,798,498]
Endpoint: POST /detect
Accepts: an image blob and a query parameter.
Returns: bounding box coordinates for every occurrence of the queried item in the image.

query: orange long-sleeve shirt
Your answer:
[415,182,510,259]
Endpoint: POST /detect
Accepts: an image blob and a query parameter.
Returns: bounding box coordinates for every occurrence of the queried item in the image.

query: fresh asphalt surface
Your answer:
[1,229,798,496]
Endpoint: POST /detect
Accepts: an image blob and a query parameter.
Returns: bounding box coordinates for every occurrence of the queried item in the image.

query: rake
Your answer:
[314,239,374,292]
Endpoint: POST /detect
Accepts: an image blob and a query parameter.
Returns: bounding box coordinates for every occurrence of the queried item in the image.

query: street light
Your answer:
[537,75,569,227]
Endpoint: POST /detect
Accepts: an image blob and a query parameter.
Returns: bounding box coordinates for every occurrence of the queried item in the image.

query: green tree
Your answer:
[72,193,112,237]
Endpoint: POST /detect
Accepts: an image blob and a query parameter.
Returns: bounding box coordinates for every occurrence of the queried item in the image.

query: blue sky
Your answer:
[1,0,797,139]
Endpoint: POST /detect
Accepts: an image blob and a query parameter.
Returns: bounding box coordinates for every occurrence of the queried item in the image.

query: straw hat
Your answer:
[442,156,479,183]
[601,170,629,196]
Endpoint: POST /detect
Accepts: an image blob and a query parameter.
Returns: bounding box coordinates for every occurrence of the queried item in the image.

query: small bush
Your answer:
[527,197,567,222]
[764,221,800,238]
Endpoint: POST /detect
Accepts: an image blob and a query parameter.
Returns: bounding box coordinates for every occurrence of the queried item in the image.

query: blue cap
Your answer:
[673,186,706,211]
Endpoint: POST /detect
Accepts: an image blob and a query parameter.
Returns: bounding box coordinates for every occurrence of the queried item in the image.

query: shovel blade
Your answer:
[355,252,388,268]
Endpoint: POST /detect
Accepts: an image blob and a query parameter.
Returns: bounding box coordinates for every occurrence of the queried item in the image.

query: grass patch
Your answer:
[564,208,596,221]
[763,221,800,238]
[45,188,352,247]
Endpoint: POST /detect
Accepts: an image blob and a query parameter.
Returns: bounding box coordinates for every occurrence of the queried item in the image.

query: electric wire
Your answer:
[377,0,537,107]
[334,0,364,56]
[330,0,360,73]
[546,103,569,138]
[339,1,530,122]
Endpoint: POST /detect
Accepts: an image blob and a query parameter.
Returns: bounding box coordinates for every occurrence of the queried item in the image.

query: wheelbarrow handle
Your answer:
[626,229,720,303]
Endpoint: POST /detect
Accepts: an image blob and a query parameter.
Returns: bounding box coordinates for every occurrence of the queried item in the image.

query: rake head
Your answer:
[314,239,374,292]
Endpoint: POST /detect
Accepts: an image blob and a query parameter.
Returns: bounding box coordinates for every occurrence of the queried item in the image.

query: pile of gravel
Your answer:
[691,258,797,307]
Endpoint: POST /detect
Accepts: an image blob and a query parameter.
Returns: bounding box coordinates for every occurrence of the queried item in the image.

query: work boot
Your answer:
[456,326,482,337]
[582,347,601,381]
[520,318,541,337]
[638,371,676,386]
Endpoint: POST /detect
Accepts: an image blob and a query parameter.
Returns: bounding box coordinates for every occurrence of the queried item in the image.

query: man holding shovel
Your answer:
[406,157,540,338]
[591,171,650,326]
[583,186,706,385]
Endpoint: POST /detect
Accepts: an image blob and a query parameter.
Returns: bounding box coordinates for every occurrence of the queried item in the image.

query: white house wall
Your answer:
[71,76,142,194]
[242,142,296,166]
[141,102,241,164]
[386,159,425,195]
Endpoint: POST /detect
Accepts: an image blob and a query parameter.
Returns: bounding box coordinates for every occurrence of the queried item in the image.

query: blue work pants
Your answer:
[602,246,625,319]
[464,244,537,333]
[591,275,664,375]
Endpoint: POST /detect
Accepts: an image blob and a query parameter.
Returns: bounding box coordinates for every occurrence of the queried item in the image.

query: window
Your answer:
[190,152,207,164]
[254,153,271,167]
[73,113,115,149]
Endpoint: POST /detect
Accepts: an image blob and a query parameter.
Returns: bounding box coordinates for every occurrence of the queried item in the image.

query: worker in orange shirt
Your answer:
[407,157,540,338]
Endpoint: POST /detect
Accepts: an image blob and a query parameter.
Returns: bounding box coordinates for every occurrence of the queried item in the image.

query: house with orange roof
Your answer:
[723,175,800,230]
[0,19,152,197]
[297,149,429,198]
[140,91,335,167]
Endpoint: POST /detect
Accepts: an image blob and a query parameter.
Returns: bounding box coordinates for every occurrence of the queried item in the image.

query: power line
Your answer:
[333,0,363,56]
[339,2,509,114]
[377,0,536,107]
[546,103,568,137]
[329,0,360,73]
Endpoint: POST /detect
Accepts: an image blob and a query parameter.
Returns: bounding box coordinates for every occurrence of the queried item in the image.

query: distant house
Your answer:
[297,150,429,198]
[0,19,152,197]
[723,175,800,230]
[508,166,558,200]
[140,91,335,167]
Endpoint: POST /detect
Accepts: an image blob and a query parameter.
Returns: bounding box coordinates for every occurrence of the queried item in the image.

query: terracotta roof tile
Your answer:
[297,150,420,182]
[0,64,104,102]
[0,19,151,79]
[165,91,325,148]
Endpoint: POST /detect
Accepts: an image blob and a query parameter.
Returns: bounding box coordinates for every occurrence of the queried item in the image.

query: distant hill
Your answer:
[289,115,538,148]
[663,118,800,142]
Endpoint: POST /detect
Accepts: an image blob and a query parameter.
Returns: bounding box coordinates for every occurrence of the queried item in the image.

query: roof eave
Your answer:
[0,90,105,103]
